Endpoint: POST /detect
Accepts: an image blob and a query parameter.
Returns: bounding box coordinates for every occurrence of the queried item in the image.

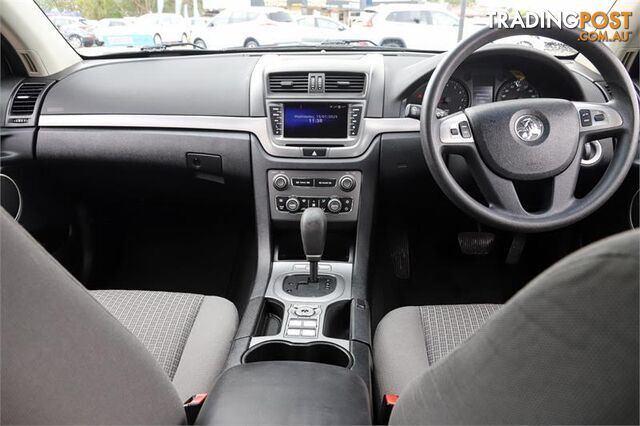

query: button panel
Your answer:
[269,104,283,136]
[276,196,352,214]
[269,170,361,222]
[285,304,321,338]
[349,104,363,136]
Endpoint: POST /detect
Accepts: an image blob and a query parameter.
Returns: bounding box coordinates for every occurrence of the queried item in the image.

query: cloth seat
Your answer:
[374,303,500,397]
[91,289,238,400]
[0,208,238,424]
[374,230,639,425]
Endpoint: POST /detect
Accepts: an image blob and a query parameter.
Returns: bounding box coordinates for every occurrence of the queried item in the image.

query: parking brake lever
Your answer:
[300,207,326,283]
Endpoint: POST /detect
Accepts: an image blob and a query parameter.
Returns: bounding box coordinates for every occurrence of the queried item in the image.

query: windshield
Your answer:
[34,0,617,57]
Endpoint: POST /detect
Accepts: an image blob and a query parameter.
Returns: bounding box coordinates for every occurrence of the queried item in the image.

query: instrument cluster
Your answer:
[406,68,545,118]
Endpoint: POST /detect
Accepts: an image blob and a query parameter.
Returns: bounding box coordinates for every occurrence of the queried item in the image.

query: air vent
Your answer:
[19,52,39,74]
[324,72,366,93]
[10,82,47,116]
[269,72,309,93]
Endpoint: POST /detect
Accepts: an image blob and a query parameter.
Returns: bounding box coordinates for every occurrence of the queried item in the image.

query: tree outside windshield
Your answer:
[35,0,606,57]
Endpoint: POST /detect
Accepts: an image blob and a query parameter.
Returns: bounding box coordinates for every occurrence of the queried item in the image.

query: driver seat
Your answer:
[375,230,639,425]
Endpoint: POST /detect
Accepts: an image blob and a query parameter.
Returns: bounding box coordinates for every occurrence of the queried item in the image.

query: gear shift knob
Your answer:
[300,207,326,283]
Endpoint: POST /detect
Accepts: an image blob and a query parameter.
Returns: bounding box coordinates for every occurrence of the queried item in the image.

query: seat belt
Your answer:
[184,393,207,424]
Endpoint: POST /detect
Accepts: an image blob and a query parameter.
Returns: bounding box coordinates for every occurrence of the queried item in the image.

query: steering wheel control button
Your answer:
[285,197,301,213]
[458,121,472,138]
[272,174,289,191]
[292,178,313,187]
[579,109,593,127]
[339,175,356,191]
[593,112,605,122]
[327,198,343,213]
[450,127,460,136]
[405,104,422,119]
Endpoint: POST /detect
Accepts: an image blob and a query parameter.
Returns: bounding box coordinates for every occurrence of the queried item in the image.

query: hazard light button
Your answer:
[302,148,327,157]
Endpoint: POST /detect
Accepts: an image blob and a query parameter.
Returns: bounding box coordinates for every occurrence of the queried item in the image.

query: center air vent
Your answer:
[10,82,47,116]
[324,73,366,93]
[269,72,309,93]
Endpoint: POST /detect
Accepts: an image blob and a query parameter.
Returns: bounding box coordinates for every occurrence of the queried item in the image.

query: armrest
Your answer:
[196,361,372,425]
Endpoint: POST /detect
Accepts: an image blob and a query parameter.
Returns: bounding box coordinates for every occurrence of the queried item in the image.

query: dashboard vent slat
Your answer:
[324,72,366,93]
[269,72,309,93]
[9,82,47,116]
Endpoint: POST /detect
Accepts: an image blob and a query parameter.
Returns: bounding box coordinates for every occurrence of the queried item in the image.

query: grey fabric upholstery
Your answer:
[420,304,500,364]
[172,295,238,400]
[92,290,239,401]
[1,208,239,423]
[0,209,185,425]
[92,290,205,380]
[387,230,640,425]
[374,304,499,397]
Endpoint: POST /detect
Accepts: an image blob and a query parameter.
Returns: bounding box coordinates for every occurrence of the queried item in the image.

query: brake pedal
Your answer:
[458,232,495,255]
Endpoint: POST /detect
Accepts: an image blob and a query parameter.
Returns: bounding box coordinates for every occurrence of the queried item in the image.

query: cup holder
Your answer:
[243,341,352,368]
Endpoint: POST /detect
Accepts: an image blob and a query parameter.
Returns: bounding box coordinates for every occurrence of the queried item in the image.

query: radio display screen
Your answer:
[283,103,348,138]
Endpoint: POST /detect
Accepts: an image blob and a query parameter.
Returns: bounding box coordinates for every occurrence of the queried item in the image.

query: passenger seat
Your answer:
[0,208,238,424]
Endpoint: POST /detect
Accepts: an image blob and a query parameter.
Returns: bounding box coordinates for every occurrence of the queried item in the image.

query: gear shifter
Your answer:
[300,207,326,283]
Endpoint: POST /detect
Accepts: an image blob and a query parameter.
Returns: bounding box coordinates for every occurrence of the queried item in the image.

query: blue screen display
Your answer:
[283,103,348,138]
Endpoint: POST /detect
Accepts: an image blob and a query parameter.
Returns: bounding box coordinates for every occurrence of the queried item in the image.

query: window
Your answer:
[267,11,293,23]
[298,17,316,28]
[316,18,340,30]
[228,12,249,24]
[429,11,459,26]
[386,11,423,24]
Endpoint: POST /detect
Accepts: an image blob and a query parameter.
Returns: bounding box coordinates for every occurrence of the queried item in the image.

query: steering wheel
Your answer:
[421,26,639,232]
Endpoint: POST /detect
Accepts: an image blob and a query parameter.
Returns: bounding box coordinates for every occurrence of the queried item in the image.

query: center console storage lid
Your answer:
[196,361,371,425]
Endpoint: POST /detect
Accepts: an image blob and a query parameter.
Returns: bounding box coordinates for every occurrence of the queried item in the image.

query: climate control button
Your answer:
[327,198,343,213]
[273,174,289,191]
[285,197,301,213]
[339,175,356,192]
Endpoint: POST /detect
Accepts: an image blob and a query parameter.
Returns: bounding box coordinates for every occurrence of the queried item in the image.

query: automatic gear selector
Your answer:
[282,208,338,297]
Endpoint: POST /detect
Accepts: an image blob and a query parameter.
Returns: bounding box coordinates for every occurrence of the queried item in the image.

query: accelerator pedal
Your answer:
[457,232,495,255]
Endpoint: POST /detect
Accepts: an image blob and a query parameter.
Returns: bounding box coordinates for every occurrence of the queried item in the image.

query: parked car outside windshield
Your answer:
[35,0,613,57]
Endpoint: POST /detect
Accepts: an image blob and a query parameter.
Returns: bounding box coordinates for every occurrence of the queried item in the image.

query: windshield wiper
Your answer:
[140,42,204,51]
[319,39,378,47]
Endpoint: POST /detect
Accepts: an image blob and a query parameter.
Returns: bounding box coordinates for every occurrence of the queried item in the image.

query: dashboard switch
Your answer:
[303,148,327,157]
[327,198,343,213]
[315,178,336,188]
[339,175,356,192]
[286,197,301,213]
[292,178,313,187]
[273,174,289,191]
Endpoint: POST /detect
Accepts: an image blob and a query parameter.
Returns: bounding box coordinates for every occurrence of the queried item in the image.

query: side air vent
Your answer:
[269,72,309,93]
[324,72,366,93]
[5,80,52,127]
[19,52,39,75]
[10,82,47,116]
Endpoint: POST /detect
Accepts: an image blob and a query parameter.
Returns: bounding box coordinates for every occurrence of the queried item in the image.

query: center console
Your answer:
[202,55,381,425]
